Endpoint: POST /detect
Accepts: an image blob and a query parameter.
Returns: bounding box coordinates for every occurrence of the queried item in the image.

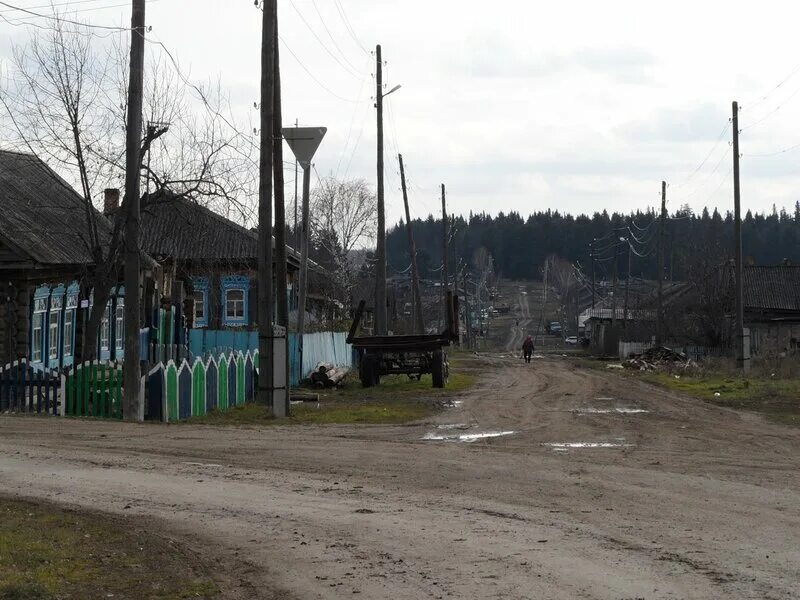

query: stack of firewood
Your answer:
[309,362,350,388]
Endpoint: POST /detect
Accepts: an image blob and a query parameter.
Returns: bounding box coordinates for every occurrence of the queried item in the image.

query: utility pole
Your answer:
[624,236,632,328]
[612,237,619,330]
[732,101,749,372]
[294,118,299,249]
[374,44,387,335]
[272,5,289,416]
[398,155,424,333]
[656,181,666,346]
[257,0,276,409]
[590,240,595,310]
[441,184,449,330]
[122,0,146,422]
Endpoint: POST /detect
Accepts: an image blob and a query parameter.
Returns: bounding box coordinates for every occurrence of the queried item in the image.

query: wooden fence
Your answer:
[1,350,264,423]
[144,351,259,422]
[0,359,60,415]
[64,361,124,419]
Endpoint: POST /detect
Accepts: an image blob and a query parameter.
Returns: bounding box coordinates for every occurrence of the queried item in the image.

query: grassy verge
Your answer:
[188,366,478,427]
[0,497,218,600]
[642,370,800,427]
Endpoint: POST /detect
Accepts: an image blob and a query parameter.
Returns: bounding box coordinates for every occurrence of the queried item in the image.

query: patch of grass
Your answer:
[0,498,219,600]
[642,371,800,427]
[187,369,477,427]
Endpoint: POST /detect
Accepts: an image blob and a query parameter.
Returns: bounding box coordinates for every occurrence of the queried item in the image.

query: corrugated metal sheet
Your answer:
[0,150,112,265]
[744,266,800,312]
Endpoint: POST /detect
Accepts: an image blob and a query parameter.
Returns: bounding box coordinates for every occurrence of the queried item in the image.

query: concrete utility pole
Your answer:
[398,154,424,333]
[656,181,666,346]
[732,101,750,372]
[374,44,387,335]
[272,5,289,416]
[122,0,146,422]
[257,0,276,409]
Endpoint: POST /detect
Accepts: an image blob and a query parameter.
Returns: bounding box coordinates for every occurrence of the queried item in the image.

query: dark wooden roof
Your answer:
[744,266,800,312]
[0,150,111,265]
[139,192,303,269]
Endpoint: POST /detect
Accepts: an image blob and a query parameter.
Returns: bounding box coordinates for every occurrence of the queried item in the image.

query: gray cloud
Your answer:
[617,103,730,143]
[456,35,655,84]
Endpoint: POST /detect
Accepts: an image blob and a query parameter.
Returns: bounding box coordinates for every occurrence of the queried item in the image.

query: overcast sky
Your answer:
[3,0,800,225]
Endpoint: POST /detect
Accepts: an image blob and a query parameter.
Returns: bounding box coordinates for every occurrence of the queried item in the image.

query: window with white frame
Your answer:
[221,276,250,326]
[32,296,47,363]
[193,290,206,325]
[63,308,75,357]
[49,295,62,360]
[100,304,110,351]
[115,299,124,352]
[225,289,245,320]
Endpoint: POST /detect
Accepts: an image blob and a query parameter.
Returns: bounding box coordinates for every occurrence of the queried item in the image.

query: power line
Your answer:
[287,0,361,79]
[0,0,121,14]
[332,0,370,56]
[0,0,135,30]
[310,0,361,74]
[278,36,363,104]
[670,120,731,190]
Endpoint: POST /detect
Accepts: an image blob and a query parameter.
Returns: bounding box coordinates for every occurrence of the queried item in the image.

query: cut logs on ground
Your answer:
[310,363,350,388]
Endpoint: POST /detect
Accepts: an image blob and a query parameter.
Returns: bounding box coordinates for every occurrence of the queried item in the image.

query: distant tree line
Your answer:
[387,202,800,283]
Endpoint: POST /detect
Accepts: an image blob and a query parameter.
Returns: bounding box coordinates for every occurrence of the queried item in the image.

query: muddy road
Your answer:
[1,356,799,599]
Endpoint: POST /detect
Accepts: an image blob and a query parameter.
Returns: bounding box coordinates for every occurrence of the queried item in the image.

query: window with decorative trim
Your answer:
[192,277,209,328]
[32,295,47,364]
[221,276,250,326]
[64,291,77,358]
[100,304,110,351]
[115,298,124,352]
[48,295,63,360]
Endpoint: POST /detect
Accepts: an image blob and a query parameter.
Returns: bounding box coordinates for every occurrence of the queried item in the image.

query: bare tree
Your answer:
[310,176,377,308]
[0,13,256,359]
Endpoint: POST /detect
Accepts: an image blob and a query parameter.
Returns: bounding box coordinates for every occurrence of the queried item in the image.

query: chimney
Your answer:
[103,188,120,216]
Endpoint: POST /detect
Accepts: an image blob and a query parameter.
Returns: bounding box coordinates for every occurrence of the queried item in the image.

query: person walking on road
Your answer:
[522,335,534,363]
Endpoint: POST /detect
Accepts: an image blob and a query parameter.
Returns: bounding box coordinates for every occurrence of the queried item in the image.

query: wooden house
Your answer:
[743,265,800,356]
[0,150,141,368]
[130,190,325,355]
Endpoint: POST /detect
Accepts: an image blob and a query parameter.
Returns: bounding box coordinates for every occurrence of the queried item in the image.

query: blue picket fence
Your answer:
[188,329,354,386]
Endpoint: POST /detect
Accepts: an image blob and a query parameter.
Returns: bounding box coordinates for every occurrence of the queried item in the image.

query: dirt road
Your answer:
[2,356,799,599]
[505,292,532,352]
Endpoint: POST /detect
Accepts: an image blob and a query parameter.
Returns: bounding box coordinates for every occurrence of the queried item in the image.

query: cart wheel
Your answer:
[432,350,447,388]
[360,355,376,388]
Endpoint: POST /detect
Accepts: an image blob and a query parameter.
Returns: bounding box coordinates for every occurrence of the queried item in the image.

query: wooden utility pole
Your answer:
[294,119,299,248]
[732,101,749,372]
[441,184,448,327]
[656,181,666,346]
[257,0,276,408]
[272,5,289,414]
[297,164,311,360]
[398,155,424,333]
[590,240,595,310]
[624,237,632,328]
[374,44,387,335]
[122,0,146,422]
[612,237,619,330]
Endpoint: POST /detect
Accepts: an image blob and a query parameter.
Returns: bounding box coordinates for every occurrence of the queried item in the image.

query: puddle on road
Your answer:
[435,423,471,430]
[424,431,516,443]
[574,408,649,415]
[183,462,224,468]
[542,441,634,449]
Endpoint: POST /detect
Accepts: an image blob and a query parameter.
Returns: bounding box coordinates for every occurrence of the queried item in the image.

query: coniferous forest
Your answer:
[386,203,800,282]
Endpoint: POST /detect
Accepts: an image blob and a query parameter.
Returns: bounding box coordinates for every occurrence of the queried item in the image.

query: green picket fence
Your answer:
[65,361,124,419]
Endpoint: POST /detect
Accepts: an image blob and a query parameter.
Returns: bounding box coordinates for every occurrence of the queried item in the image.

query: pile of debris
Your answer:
[623,346,697,371]
[309,362,350,388]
